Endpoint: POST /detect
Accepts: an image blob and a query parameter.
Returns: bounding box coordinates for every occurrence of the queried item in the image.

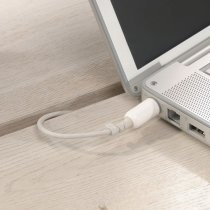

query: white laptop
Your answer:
[89,0,210,144]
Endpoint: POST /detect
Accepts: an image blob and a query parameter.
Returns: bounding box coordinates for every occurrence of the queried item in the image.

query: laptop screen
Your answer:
[111,0,210,69]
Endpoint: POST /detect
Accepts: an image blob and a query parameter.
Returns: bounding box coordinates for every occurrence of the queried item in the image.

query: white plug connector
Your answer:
[37,98,160,139]
[125,98,160,128]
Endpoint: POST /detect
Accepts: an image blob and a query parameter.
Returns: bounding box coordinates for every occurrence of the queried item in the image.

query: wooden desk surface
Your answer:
[1,94,210,210]
[0,0,122,136]
[1,0,210,209]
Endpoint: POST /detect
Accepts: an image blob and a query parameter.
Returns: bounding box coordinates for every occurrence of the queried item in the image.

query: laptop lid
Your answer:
[90,0,210,95]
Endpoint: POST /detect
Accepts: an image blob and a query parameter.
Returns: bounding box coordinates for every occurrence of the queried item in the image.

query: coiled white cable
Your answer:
[37,98,160,139]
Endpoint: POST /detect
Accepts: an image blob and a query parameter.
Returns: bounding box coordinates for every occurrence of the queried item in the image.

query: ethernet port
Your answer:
[168,109,180,125]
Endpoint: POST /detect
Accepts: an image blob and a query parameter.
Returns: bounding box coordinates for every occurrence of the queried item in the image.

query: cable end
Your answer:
[125,98,160,129]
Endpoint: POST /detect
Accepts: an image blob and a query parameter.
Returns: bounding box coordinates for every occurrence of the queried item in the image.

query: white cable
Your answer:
[37,98,160,139]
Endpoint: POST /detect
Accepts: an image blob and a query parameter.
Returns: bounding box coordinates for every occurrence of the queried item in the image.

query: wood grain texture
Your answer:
[0,0,122,136]
[1,94,210,210]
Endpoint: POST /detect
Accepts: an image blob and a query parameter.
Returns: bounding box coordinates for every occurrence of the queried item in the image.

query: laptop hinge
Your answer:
[129,62,161,95]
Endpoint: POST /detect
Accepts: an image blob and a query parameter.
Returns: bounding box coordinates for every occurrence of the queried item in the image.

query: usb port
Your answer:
[189,124,205,137]
[168,109,180,125]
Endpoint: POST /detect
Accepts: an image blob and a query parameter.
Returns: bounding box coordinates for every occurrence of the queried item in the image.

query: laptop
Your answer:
[89,0,210,144]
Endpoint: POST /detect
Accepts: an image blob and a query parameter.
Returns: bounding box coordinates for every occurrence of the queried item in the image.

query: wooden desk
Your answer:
[0,0,122,136]
[1,0,210,209]
[1,94,210,210]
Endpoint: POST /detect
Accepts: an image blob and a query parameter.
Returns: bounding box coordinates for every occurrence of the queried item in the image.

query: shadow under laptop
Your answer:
[64,118,210,184]
[137,118,210,184]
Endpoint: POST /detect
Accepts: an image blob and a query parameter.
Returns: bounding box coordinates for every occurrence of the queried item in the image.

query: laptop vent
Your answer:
[163,73,210,123]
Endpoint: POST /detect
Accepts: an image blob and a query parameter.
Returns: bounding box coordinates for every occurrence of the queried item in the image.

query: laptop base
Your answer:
[142,48,210,144]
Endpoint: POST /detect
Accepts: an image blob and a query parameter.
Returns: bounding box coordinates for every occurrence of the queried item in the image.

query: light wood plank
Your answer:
[1,94,210,210]
[0,0,122,136]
